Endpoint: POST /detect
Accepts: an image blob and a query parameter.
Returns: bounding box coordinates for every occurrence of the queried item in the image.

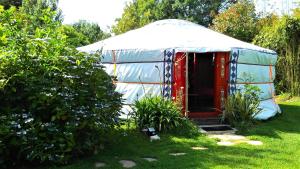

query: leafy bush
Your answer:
[253,11,300,96]
[133,96,197,135]
[211,0,258,42]
[0,3,122,168]
[222,84,262,131]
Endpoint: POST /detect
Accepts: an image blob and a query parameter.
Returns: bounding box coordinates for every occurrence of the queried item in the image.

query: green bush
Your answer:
[222,84,262,131]
[253,12,300,96]
[0,4,122,168]
[133,96,197,135]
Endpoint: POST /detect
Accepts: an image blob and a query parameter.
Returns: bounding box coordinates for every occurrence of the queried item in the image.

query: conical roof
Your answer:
[78,19,275,54]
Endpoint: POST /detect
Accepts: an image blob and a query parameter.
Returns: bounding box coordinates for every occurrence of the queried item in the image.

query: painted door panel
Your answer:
[172,52,187,115]
[172,52,230,118]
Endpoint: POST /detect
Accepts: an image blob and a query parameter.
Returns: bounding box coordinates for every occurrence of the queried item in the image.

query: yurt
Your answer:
[78,19,281,120]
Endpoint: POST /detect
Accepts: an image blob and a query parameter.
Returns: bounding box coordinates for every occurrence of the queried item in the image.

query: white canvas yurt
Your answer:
[78,19,281,120]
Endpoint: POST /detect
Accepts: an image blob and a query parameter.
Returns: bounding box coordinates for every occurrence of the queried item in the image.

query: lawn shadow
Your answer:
[243,103,300,139]
[38,102,300,169]
[76,129,282,169]
[39,125,293,169]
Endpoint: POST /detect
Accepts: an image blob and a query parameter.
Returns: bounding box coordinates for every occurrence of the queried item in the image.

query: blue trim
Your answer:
[229,49,239,94]
[231,47,277,55]
[163,49,174,99]
[170,49,175,98]
[163,50,166,97]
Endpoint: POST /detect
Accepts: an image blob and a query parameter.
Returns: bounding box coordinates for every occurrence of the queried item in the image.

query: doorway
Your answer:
[188,53,215,112]
[172,52,229,118]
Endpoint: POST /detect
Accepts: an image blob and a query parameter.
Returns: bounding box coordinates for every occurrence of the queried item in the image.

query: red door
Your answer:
[172,52,187,115]
[214,52,230,114]
[172,52,229,118]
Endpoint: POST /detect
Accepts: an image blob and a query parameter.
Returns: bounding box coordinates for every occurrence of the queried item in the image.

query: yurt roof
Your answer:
[78,19,275,54]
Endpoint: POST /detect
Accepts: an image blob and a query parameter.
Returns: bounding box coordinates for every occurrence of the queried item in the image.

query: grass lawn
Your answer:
[46,98,300,169]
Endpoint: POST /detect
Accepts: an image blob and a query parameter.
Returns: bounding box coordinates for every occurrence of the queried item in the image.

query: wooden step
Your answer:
[192,117,223,125]
[198,124,237,134]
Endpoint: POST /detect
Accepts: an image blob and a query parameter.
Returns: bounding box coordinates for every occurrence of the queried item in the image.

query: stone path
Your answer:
[191,146,208,150]
[208,133,263,146]
[169,152,186,156]
[119,160,136,168]
[95,162,106,168]
[142,157,158,162]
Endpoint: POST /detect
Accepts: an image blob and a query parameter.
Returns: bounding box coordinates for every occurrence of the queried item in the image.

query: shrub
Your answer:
[253,12,300,96]
[133,96,196,135]
[222,84,262,131]
[0,4,122,168]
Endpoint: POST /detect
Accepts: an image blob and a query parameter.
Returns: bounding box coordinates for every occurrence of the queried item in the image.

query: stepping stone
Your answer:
[209,133,263,146]
[246,140,263,146]
[169,152,186,156]
[95,162,106,168]
[209,134,247,141]
[119,160,136,168]
[191,146,208,150]
[142,157,157,162]
[217,141,235,146]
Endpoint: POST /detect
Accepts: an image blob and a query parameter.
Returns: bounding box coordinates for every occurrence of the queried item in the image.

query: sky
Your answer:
[58,0,299,32]
[58,0,131,31]
[254,0,299,16]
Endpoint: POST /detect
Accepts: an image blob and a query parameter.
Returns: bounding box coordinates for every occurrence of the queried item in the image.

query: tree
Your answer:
[72,20,110,46]
[112,0,237,35]
[0,0,122,167]
[0,0,22,9]
[211,0,258,42]
[61,24,90,47]
[22,0,62,21]
[253,11,300,96]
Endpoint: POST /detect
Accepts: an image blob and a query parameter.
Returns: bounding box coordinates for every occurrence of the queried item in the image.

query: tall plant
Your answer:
[253,11,300,96]
[133,96,198,137]
[134,96,183,132]
[223,84,262,131]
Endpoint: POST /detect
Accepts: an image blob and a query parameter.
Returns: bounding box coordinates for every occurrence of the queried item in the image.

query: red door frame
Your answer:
[172,52,230,118]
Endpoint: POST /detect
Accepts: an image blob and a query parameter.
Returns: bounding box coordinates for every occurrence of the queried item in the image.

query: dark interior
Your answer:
[188,53,215,112]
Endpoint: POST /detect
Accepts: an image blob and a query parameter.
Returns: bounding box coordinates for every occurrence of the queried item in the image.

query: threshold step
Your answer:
[199,124,237,134]
[199,124,231,128]
[192,118,223,125]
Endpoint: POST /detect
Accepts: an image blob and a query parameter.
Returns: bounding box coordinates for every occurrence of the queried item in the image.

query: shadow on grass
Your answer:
[39,102,300,169]
[244,103,300,139]
[44,128,283,169]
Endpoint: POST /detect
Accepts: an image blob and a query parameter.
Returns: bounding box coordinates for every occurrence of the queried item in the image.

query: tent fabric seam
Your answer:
[102,61,168,64]
[100,47,276,54]
[235,82,274,84]
[233,62,276,66]
[114,81,168,85]
[231,47,277,55]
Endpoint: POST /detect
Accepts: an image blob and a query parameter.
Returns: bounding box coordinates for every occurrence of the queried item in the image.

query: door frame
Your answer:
[172,52,230,118]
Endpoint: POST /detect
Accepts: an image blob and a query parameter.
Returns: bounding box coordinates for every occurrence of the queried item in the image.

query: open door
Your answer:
[172,52,229,118]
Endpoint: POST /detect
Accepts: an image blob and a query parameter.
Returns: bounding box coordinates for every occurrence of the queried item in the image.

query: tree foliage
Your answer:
[23,0,62,21]
[0,0,22,9]
[62,21,110,47]
[211,0,258,42]
[72,20,110,46]
[253,11,300,96]
[112,0,237,35]
[61,24,90,47]
[0,1,122,167]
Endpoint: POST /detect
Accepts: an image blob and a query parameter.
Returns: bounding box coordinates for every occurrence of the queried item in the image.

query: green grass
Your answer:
[45,99,300,169]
